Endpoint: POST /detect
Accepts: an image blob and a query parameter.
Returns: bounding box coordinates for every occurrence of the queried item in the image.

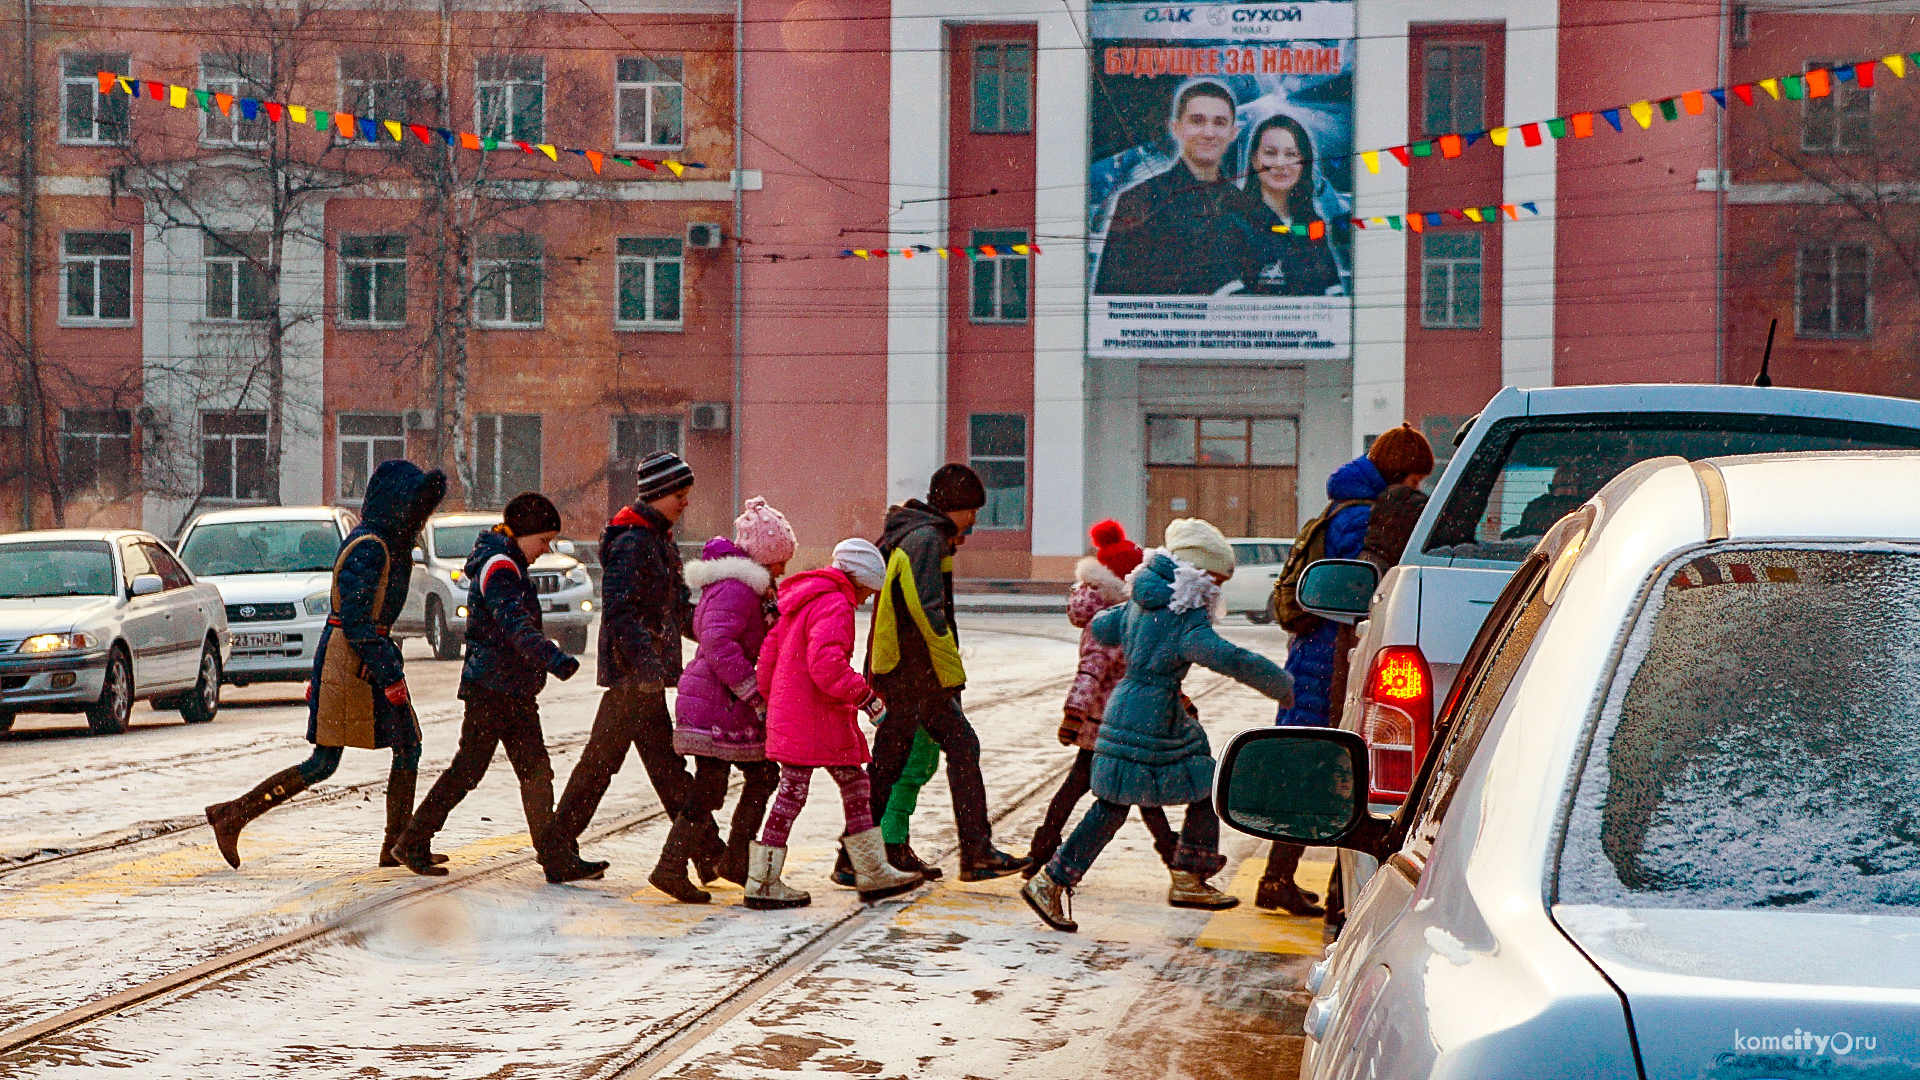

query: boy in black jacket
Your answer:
[394,492,600,882]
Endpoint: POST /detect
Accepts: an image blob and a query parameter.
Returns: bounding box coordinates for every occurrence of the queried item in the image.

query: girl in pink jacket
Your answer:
[746,539,923,908]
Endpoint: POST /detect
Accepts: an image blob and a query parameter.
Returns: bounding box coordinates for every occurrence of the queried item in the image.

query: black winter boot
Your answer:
[960,846,1028,882]
[886,842,943,881]
[206,765,309,868]
[649,815,712,903]
[692,814,724,885]
[379,769,448,868]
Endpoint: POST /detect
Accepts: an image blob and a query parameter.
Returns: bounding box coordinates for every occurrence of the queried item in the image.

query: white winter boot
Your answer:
[841,827,923,902]
[743,842,811,910]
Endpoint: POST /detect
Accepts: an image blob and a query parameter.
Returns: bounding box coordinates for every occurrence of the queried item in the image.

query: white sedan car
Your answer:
[1220,537,1292,622]
[1216,450,1920,1079]
[174,507,358,687]
[0,529,227,734]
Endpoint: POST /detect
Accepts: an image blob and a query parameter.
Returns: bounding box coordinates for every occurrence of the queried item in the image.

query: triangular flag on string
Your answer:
[289,105,306,123]
[169,84,189,108]
[264,102,282,123]
[936,248,950,258]
[1463,207,1484,222]
[874,249,889,258]
[1657,98,1679,121]
[1545,117,1567,139]
[1833,65,1854,82]
[584,150,603,174]
[1708,88,1727,108]
[1490,126,1510,146]
[838,250,854,258]
[357,118,378,142]
[1387,145,1411,166]
[409,124,431,144]
[1502,204,1520,220]
[1857,61,1878,87]
[460,132,481,149]
[1520,122,1543,146]
[1443,209,1464,221]
[1571,112,1594,138]
[980,245,999,257]
[1805,68,1830,97]
[1013,244,1030,254]
[437,129,457,146]
[514,140,534,154]
[1682,90,1705,114]
[1783,74,1806,100]
[1368,217,1387,226]
[633,158,658,171]
[1426,211,1444,226]
[1387,216,1403,231]
[1411,141,1434,157]
[1408,214,1424,233]
[901,248,914,259]
[1733,83,1755,106]
[384,120,402,142]
[215,92,234,116]
[122,78,138,96]
[1439,133,1463,158]
[197,90,212,112]
[1308,221,1326,240]
[1884,55,1906,78]
[1909,51,1920,71]
[665,160,686,177]
[1272,224,1293,234]
[1360,150,1380,174]
[1629,100,1654,128]
[1759,78,1781,99]
[97,71,116,94]
[1601,109,1622,132]
[333,112,353,137]
[537,144,558,161]
[482,137,499,151]
[1522,202,1538,214]
[148,80,164,100]
[1351,219,1366,229]
[853,249,869,260]
[1464,131,1482,147]
[239,99,259,120]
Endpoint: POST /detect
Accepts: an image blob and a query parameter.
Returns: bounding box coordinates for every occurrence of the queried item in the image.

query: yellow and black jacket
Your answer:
[868,500,965,695]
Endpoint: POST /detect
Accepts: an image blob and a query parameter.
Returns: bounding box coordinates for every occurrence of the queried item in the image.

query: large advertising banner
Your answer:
[1088,1,1355,360]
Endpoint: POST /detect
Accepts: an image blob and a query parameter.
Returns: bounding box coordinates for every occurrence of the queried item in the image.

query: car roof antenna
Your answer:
[1754,318,1776,388]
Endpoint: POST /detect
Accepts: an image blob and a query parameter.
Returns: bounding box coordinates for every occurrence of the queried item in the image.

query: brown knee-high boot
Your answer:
[1255,842,1325,916]
[205,766,309,869]
[650,814,713,903]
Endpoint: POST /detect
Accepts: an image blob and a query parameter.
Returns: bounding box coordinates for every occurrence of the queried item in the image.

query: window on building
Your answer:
[1804,60,1871,153]
[473,413,542,507]
[338,413,406,502]
[204,233,272,321]
[62,53,129,143]
[1798,243,1871,337]
[475,235,542,327]
[62,232,133,322]
[972,42,1033,134]
[1421,231,1482,329]
[477,55,544,144]
[968,413,1027,529]
[201,411,270,501]
[1731,4,1750,47]
[616,237,683,328]
[970,229,1030,323]
[202,53,271,145]
[616,57,684,149]
[341,235,407,325]
[60,409,133,497]
[614,414,681,464]
[340,54,411,137]
[1422,42,1484,136]
[1147,416,1298,465]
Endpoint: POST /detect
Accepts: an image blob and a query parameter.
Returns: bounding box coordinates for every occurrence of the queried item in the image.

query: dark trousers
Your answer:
[867,690,993,863]
[409,688,560,862]
[1047,797,1221,887]
[690,755,780,859]
[1027,748,1178,870]
[553,684,694,849]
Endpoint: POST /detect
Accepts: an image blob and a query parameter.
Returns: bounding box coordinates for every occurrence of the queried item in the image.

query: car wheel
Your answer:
[180,642,222,724]
[1246,609,1273,625]
[426,598,462,661]
[558,626,590,656]
[87,648,133,736]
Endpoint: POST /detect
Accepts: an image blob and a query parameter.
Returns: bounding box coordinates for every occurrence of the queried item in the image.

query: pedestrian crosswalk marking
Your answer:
[1194,858,1333,955]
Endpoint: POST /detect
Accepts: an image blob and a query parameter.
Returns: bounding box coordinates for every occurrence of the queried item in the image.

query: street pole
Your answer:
[18,0,42,529]
[730,0,744,517]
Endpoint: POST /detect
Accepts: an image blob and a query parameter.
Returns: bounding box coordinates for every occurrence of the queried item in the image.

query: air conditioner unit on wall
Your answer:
[405,409,435,432]
[689,402,729,432]
[685,222,723,250]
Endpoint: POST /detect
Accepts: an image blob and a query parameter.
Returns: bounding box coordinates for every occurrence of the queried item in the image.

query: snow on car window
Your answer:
[1559,545,1920,914]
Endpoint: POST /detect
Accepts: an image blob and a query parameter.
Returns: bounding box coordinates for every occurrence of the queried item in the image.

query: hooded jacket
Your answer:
[759,567,877,768]
[597,501,695,688]
[867,499,964,696]
[460,526,580,699]
[1088,552,1293,807]
[1063,556,1130,747]
[673,537,775,761]
[1279,455,1389,727]
[306,458,445,748]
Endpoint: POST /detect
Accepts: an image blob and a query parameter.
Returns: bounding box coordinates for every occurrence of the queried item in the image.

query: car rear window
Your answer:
[1557,545,1920,914]
[1425,413,1920,562]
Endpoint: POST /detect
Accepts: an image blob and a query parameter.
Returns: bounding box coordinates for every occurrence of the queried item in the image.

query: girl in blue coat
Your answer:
[1023,519,1293,932]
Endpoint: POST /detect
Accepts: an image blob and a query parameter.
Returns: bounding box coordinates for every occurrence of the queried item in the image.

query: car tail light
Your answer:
[1360,645,1432,803]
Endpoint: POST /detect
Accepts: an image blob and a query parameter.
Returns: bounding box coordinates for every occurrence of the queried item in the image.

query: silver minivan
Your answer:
[395,512,596,659]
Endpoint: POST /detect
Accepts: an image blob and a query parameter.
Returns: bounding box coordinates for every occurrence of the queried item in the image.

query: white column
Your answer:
[887,15,949,507]
[1502,5,1558,390]
[1350,7,1409,462]
[1032,7,1089,559]
[278,201,327,507]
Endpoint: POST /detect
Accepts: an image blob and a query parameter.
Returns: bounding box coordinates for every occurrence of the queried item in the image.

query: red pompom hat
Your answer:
[1089,519,1144,579]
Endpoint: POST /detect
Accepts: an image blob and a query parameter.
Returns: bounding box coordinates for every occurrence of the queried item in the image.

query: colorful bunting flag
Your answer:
[1361,150,1380,173]
[1571,112,1594,138]
[1439,134,1462,158]
[1760,78,1781,99]
[1630,101,1654,128]
[1521,122,1543,146]
[1682,90,1704,115]
[1807,68,1832,97]
[1658,97,1679,122]
[1490,126,1510,146]
[1885,54,1906,78]
[169,84,189,108]
[1545,117,1567,139]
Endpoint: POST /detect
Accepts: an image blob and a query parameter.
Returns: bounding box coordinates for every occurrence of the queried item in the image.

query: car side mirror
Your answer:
[1214,727,1393,856]
[130,574,165,597]
[1296,559,1379,623]
[412,547,426,566]
[555,539,576,556]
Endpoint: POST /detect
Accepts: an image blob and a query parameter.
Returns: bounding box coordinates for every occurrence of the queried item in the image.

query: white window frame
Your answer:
[200,410,271,503]
[613,414,682,464]
[336,413,406,504]
[203,233,272,323]
[614,56,685,150]
[1420,231,1482,330]
[60,408,135,498]
[1795,243,1872,338]
[61,53,129,145]
[1803,60,1872,154]
[472,413,543,508]
[971,41,1033,134]
[339,235,408,327]
[476,55,545,145]
[615,237,684,330]
[200,53,271,147]
[1421,41,1485,137]
[60,231,134,326]
[969,229,1030,324]
[474,235,543,329]
[338,53,410,146]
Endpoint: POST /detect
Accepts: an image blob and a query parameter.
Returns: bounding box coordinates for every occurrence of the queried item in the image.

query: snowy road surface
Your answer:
[0,614,1328,1079]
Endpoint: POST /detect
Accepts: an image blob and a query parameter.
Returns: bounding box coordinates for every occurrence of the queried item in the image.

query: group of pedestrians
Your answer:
[204,423,1434,933]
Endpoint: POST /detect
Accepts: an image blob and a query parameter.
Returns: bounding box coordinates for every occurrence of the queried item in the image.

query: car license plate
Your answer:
[232,632,283,649]
[547,602,568,613]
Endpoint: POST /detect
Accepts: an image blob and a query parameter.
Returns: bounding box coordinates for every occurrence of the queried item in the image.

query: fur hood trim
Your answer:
[685,555,773,596]
[1126,548,1220,616]
[1074,556,1128,604]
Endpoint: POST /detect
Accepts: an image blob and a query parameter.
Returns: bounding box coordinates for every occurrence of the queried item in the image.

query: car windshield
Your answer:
[0,540,116,598]
[431,524,493,562]
[1558,545,1920,915]
[1425,413,1920,562]
[179,520,341,576]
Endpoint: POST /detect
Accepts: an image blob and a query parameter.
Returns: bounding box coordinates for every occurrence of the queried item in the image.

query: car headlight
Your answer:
[455,605,469,619]
[566,566,590,587]
[20,631,95,653]
[580,599,594,612]
[304,592,332,617]
[446,567,464,582]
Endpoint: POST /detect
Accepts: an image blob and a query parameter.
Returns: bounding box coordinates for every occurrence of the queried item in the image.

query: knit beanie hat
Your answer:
[1368,423,1436,485]
[503,491,562,536]
[732,496,797,566]
[927,463,987,512]
[1164,517,1236,579]
[1089,519,1143,579]
[636,450,694,503]
[831,538,887,591]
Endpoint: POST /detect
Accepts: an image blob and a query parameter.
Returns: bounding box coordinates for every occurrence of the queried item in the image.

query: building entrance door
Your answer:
[1144,415,1300,542]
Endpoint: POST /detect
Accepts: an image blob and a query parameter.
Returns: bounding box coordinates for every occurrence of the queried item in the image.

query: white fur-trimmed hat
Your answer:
[1164,517,1235,579]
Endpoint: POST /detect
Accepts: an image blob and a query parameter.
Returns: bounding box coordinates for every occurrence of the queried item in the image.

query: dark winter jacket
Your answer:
[460,526,580,700]
[596,502,695,689]
[1279,456,1385,728]
[1095,160,1251,296]
[307,458,446,747]
[868,500,964,697]
[1363,483,1429,570]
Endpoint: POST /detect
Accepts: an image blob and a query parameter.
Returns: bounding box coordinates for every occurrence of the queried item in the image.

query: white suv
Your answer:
[396,512,596,660]
[175,507,358,687]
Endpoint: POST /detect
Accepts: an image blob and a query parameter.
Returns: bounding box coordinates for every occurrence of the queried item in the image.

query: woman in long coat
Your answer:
[205,459,446,868]
[1022,520,1293,932]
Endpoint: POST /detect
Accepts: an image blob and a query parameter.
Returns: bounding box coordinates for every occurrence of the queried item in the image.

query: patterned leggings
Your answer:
[758,765,873,848]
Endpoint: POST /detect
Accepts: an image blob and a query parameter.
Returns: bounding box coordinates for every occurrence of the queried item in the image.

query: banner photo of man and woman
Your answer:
[1088,0,1355,360]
